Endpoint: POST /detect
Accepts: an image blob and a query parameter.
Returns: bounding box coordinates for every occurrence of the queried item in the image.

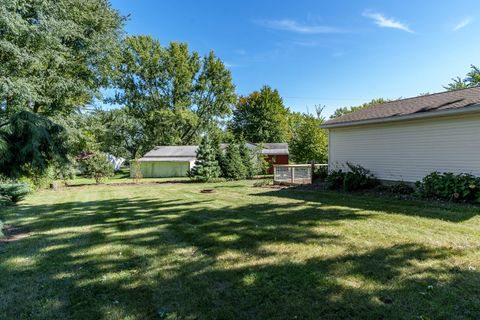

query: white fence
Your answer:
[273,164,312,185]
[273,164,328,185]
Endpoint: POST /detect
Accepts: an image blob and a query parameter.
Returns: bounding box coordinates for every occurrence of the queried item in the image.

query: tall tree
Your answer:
[330,98,388,119]
[444,65,480,91]
[0,0,124,116]
[99,109,144,160]
[0,0,124,178]
[230,85,290,143]
[112,35,236,150]
[290,110,328,164]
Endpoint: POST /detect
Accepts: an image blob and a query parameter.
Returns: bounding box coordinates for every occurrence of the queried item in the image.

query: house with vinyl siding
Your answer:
[321,87,480,183]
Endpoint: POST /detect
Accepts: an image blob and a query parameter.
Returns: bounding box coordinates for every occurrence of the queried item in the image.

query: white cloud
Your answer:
[362,10,414,33]
[256,19,342,34]
[224,62,239,68]
[235,48,247,55]
[453,17,472,31]
[291,40,319,47]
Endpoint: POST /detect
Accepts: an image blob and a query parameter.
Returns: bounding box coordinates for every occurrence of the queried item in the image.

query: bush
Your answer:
[313,165,328,181]
[326,169,346,190]
[0,183,32,205]
[343,163,378,191]
[82,153,114,184]
[327,163,378,192]
[415,172,480,202]
[375,182,414,195]
[388,182,415,195]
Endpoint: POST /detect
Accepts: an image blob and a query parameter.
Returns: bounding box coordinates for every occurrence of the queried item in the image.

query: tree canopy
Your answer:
[0,0,124,116]
[289,107,328,164]
[0,111,68,178]
[112,35,236,150]
[444,65,480,91]
[330,98,388,119]
[0,0,123,179]
[230,86,290,143]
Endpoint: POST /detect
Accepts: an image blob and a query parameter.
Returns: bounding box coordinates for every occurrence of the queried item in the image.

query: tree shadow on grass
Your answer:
[1,192,479,319]
[254,188,480,222]
[153,243,480,319]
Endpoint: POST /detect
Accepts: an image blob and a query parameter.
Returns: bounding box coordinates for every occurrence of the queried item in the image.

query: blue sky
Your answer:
[109,0,480,117]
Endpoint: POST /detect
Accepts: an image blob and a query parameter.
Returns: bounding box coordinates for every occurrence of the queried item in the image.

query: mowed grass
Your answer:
[66,168,189,186]
[1,180,480,320]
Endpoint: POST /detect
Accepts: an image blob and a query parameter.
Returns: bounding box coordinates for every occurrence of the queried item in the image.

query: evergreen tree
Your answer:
[189,135,221,182]
[222,143,246,180]
[237,136,255,179]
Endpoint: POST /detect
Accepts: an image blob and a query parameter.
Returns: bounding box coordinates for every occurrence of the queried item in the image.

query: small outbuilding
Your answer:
[321,87,480,183]
[133,143,289,178]
[133,146,197,178]
[261,143,290,173]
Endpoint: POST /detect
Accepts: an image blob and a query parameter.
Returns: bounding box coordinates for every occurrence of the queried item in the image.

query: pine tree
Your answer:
[189,135,221,182]
[237,136,255,179]
[222,143,246,180]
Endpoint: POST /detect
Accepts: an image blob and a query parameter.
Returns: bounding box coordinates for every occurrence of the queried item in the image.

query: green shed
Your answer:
[131,146,197,178]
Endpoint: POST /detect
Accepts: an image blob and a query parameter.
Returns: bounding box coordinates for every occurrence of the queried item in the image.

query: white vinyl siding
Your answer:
[328,113,480,182]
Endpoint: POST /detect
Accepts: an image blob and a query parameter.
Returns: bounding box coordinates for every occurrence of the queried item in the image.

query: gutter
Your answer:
[321,104,480,129]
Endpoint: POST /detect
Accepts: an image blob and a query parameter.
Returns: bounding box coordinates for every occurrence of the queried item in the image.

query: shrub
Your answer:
[375,182,414,195]
[326,169,346,190]
[327,163,378,191]
[388,182,415,195]
[0,183,32,205]
[343,163,378,191]
[415,172,480,202]
[313,165,328,181]
[82,153,114,184]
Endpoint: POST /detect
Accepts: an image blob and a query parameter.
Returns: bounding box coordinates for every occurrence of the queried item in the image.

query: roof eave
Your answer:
[321,104,480,129]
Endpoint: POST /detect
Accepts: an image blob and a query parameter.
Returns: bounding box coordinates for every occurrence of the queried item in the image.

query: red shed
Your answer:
[261,143,289,174]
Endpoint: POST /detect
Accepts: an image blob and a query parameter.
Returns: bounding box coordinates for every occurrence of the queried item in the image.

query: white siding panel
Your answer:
[329,114,480,182]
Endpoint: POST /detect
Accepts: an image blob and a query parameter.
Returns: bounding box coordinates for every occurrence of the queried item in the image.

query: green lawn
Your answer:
[1,180,479,319]
[66,168,189,186]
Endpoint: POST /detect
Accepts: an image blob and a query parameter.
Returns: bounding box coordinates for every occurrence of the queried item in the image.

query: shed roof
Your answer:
[143,146,198,158]
[137,157,195,162]
[322,87,480,128]
[140,143,289,161]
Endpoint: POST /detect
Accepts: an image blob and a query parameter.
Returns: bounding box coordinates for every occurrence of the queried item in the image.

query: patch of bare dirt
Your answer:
[0,225,30,244]
[65,180,194,188]
[200,189,216,194]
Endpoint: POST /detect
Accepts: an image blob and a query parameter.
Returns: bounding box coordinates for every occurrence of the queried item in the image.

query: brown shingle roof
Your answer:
[323,87,480,127]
